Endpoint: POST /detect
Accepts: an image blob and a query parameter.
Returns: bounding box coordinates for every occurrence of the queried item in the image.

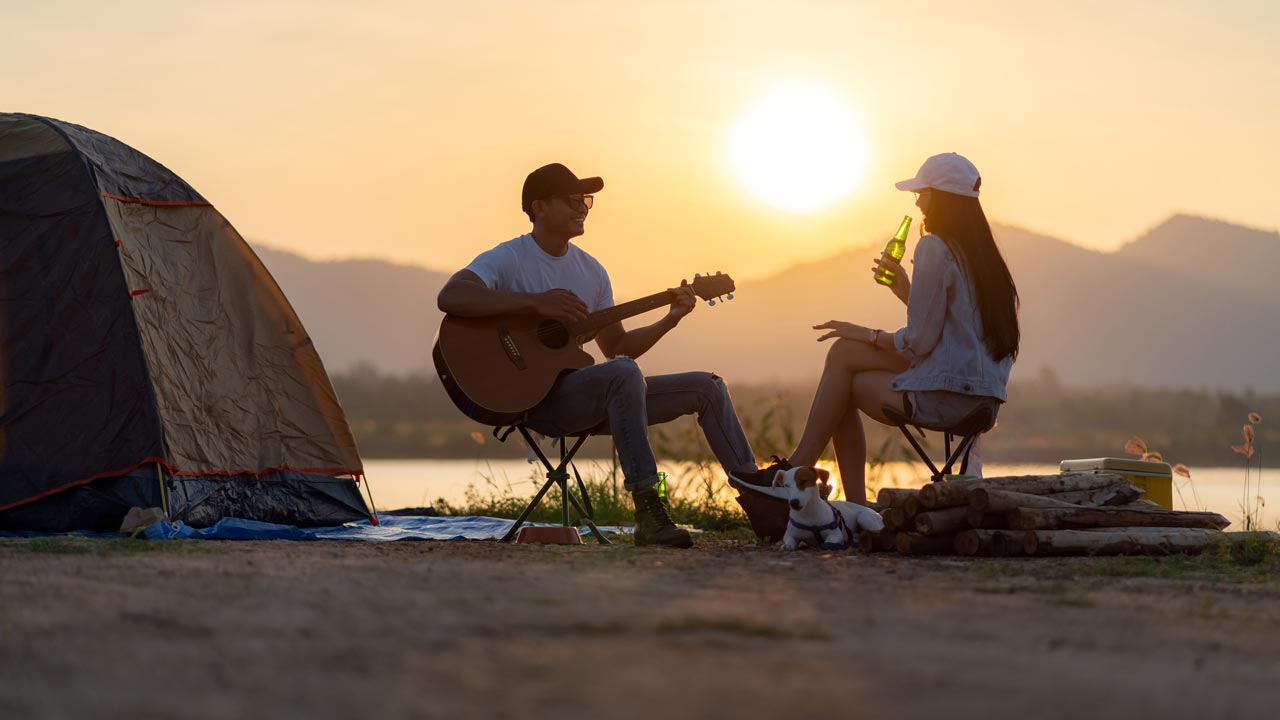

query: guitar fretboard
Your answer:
[570,290,675,337]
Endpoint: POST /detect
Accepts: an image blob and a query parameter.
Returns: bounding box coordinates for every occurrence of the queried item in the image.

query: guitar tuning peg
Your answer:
[708,299,717,307]
[716,270,721,275]
[694,273,701,279]
[726,293,734,300]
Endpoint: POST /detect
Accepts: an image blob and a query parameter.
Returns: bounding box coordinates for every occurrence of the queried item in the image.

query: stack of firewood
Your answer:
[860,472,1232,557]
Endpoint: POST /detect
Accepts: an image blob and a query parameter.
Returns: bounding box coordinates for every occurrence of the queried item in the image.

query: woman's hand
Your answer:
[813,320,869,343]
[870,255,911,306]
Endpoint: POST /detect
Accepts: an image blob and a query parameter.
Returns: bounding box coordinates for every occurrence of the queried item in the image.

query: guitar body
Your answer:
[434,313,594,420]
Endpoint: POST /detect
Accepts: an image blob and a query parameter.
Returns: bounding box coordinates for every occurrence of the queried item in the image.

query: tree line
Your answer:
[330,364,1276,468]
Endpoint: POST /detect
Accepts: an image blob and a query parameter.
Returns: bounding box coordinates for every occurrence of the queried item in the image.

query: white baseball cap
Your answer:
[895,152,982,197]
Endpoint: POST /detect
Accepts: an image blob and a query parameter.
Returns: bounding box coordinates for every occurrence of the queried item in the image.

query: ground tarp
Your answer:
[0,515,623,541]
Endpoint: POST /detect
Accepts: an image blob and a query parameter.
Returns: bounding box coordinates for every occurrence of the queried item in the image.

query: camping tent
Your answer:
[0,113,370,531]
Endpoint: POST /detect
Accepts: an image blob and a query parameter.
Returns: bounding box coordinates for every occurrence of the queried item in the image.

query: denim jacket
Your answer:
[891,234,1012,401]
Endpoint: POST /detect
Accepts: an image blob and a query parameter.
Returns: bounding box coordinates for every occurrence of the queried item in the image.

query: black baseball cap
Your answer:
[521,163,604,214]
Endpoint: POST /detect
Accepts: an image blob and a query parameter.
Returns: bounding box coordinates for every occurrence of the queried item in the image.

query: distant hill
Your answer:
[253,247,450,376]
[1115,214,1280,301]
[251,214,1280,391]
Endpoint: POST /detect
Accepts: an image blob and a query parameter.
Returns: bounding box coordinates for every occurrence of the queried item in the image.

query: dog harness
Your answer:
[788,500,852,548]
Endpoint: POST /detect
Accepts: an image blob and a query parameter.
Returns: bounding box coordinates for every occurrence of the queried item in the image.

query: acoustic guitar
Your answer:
[433,272,736,425]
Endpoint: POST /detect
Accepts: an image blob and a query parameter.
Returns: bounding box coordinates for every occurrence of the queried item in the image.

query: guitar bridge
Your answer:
[499,329,527,370]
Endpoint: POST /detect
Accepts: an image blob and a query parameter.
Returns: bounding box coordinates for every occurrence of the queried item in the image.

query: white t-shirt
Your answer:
[465,233,614,312]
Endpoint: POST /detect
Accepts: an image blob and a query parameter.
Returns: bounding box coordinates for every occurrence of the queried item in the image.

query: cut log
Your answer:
[918,473,1127,509]
[965,507,1011,529]
[970,485,1143,514]
[903,494,920,518]
[1221,531,1280,542]
[1008,507,1230,531]
[1044,484,1144,507]
[955,529,1024,556]
[859,528,898,553]
[990,529,1024,556]
[1023,528,1221,556]
[896,532,958,555]
[884,506,917,531]
[916,477,986,509]
[880,507,898,530]
[915,506,971,536]
[1112,499,1163,510]
[954,530,985,556]
[876,488,919,508]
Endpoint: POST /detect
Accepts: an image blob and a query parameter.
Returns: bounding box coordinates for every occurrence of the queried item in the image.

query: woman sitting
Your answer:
[785,152,1020,505]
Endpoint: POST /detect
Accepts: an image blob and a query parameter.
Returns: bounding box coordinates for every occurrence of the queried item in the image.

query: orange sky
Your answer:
[5,1,1278,295]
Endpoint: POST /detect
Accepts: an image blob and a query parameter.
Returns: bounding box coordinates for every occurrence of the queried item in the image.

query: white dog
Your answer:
[732,466,884,550]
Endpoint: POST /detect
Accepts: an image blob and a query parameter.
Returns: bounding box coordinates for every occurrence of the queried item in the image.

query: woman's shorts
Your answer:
[903,390,1002,429]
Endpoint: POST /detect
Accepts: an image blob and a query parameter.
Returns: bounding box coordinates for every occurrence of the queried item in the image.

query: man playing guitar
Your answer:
[436,162,781,548]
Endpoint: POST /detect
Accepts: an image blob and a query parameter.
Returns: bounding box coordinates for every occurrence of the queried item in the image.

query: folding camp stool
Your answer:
[881,402,997,483]
[494,424,611,545]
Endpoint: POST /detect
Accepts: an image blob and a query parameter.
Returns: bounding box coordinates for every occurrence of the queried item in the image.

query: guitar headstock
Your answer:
[689,271,736,306]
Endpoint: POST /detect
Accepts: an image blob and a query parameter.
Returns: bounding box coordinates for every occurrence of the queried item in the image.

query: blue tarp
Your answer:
[0,515,625,541]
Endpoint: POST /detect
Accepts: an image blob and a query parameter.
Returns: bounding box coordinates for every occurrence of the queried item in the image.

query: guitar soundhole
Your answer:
[536,320,570,349]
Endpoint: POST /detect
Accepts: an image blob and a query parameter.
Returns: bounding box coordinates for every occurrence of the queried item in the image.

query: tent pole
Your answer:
[359,472,379,525]
[155,462,169,517]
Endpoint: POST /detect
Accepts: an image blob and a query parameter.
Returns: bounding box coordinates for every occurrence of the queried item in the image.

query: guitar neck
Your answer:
[571,290,675,337]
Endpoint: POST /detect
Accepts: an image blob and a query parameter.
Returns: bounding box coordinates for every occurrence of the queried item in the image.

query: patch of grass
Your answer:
[1065,533,1280,582]
[434,463,643,527]
[696,527,760,544]
[435,456,755,531]
[28,536,201,555]
[950,533,1280,584]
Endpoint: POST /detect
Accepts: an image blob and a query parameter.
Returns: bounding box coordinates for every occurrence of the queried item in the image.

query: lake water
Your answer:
[361,458,1276,530]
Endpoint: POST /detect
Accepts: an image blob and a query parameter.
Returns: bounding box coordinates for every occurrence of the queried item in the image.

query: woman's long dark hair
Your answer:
[922,190,1020,361]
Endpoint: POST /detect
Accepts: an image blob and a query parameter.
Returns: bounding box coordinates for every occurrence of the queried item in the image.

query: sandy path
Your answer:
[2,538,1278,719]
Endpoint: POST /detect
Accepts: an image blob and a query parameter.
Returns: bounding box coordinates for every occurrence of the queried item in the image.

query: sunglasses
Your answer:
[555,194,594,211]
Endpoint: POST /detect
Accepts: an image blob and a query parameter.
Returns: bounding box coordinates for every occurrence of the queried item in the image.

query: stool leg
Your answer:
[499,474,560,543]
[563,486,612,545]
[560,438,571,528]
[499,428,603,543]
[896,425,943,482]
[571,462,595,519]
[941,434,979,478]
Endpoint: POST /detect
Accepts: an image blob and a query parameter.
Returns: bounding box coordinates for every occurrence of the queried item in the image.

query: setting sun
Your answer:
[727,83,868,213]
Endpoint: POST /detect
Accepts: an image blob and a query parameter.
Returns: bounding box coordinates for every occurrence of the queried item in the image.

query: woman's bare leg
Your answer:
[831,409,867,503]
[850,370,909,425]
[832,370,908,502]
[790,340,906,467]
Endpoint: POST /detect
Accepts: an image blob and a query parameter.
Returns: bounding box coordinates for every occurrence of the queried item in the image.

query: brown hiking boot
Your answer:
[632,488,693,549]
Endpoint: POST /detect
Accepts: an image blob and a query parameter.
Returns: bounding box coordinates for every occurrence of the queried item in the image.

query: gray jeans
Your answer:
[523,357,757,491]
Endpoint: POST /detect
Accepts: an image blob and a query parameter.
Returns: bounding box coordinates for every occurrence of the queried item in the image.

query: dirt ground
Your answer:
[2,536,1279,720]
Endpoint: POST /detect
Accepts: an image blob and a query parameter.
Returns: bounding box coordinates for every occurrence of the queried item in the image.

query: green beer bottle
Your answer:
[874,215,912,286]
[656,471,669,508]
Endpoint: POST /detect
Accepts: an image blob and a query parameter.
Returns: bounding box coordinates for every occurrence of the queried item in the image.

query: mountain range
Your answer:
[251,214,1280,391]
